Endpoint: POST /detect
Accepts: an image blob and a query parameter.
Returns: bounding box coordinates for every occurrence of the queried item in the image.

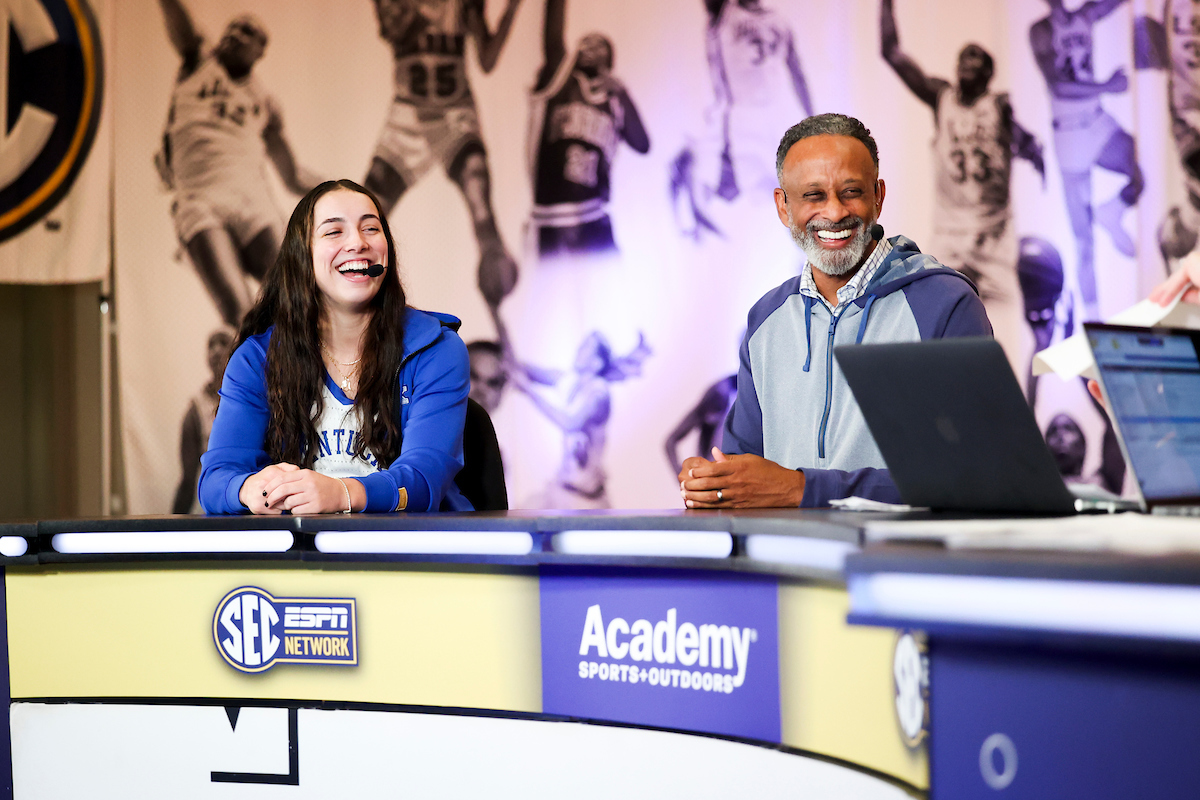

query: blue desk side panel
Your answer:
[931,640,1200,799]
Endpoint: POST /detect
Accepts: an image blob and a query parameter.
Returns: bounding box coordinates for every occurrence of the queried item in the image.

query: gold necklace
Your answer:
[321,343,362,394]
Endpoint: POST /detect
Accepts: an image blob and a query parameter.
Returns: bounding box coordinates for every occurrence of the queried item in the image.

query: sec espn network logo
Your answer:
[213,587,358,673]
[0,0,104,242]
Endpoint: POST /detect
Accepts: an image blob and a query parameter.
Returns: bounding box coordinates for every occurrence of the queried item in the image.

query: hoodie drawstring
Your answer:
[802,295,814,372]
[855,294,878,344]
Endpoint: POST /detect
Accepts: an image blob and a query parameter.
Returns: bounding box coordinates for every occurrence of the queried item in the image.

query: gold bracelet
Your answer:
[336,478,352,514]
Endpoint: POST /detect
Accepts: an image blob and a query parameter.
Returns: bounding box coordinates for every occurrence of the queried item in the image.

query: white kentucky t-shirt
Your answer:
[311,379,382,479]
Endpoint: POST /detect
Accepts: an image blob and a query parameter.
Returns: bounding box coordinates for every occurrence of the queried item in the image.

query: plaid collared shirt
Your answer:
[799,237,893,313]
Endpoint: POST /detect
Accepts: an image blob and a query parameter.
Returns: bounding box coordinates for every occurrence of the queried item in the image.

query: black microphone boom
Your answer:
[869,223,885,241]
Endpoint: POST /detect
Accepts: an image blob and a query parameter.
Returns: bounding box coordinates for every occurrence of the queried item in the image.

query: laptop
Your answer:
[834,337,1122,514]
[1084,323,1200,514]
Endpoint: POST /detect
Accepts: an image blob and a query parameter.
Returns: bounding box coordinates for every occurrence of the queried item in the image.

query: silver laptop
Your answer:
[1084,323,1200,514]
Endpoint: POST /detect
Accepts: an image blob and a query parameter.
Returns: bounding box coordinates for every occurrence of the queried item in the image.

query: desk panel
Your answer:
[847,539,1200,799]
[781,584,926,783]
[11,705,914,798]
[8,565,542,711]
[0,512,927,795]
[931,642,1200,799]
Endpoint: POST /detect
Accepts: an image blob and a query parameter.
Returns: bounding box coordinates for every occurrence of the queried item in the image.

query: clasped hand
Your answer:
[678,448,806,509]
[239,463,358,515]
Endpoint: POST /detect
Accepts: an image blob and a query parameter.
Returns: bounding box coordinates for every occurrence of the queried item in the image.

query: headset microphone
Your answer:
[870,223,884,241]
[343,263,386,277]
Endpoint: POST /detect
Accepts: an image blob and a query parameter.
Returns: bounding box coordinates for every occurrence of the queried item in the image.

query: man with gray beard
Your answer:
[679,114,992,508]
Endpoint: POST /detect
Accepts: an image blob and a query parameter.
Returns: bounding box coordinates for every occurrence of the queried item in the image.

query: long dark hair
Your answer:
[232,179,407,469]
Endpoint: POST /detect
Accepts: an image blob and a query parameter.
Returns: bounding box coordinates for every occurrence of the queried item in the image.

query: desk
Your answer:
[0,511,924,798]
[847,536,1200,799]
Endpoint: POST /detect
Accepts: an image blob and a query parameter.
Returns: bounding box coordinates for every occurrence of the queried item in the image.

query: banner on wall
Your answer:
[0,0,110,284]
[113,0,1189,513]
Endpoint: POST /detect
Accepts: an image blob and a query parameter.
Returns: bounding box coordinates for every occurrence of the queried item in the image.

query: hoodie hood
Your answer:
[401,308,462,364]
[860,235,981,300]
[800,235,983,365]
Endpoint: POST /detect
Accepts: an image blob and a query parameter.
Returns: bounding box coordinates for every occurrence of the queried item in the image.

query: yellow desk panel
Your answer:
[779,583,927,789]
[7,565,542,712]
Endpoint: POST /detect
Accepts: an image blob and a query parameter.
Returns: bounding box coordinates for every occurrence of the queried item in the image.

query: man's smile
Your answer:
[816,228,854,244]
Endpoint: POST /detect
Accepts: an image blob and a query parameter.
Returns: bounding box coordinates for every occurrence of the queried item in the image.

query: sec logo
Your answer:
[213,586,358,674]
[0,0,104,242]
[893,630,929,747]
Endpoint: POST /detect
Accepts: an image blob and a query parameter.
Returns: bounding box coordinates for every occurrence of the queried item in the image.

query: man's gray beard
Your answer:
[790,217,874,277]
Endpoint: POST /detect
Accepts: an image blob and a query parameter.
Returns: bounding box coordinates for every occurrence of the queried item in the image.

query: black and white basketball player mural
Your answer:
[466,340,509,414]
[155,0,318,329]
[172,329,233,514]
[671,0,812,239]
[513,332,651,509]
[881,0,1045,377]
[1134,0,1200,270]
[1030,0,1144,321]
[664,374,737,476]
[366,0,522,316]
[1018,236,1071,408]
[467,339,562,414]
[1018,237,1126,494]
[529,0,650,259]
[1045,409,1125,495]
[1045,413,1094,483]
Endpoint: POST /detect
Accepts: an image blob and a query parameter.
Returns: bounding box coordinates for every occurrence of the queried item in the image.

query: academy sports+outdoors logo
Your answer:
[576,604,758,695]
[0,0,104,242]
[213,587,358,673]
[541,570,781,742]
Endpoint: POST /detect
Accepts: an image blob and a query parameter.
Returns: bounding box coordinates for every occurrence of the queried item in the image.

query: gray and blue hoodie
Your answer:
[722,236,992,507]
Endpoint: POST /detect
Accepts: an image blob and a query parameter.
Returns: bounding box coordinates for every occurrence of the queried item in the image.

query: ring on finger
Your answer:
[717,489,724,502]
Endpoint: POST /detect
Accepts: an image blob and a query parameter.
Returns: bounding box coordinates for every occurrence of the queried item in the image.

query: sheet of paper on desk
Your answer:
[864,514,1200,556]
[1031,294,1200,380]
[829,496,918,512]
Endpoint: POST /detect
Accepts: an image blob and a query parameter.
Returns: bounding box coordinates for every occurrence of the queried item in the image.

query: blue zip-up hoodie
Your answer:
[199,308,472,514]
[721,236,992,507]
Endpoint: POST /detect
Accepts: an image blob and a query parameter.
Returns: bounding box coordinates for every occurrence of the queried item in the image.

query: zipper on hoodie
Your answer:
[817,310,843,459]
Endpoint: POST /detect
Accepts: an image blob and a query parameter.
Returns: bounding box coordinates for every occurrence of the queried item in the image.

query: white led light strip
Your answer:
[745,534,858,571]
[552,530,732,558]
[51,531,294,554]
[850,572,1200,642]
[0,537,28,557]
[314,530,534,555]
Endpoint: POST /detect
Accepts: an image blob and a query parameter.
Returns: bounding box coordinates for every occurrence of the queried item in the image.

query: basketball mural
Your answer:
[109,0,1185,512]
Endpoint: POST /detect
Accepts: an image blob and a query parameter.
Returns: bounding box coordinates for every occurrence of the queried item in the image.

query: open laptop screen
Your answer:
[1087,325,1200,505]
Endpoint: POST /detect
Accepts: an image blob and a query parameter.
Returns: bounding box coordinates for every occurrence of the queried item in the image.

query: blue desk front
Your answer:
[848,541,1200,799]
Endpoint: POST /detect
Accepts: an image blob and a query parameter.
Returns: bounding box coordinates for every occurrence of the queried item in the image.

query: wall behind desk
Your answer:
[0,284,104,520]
